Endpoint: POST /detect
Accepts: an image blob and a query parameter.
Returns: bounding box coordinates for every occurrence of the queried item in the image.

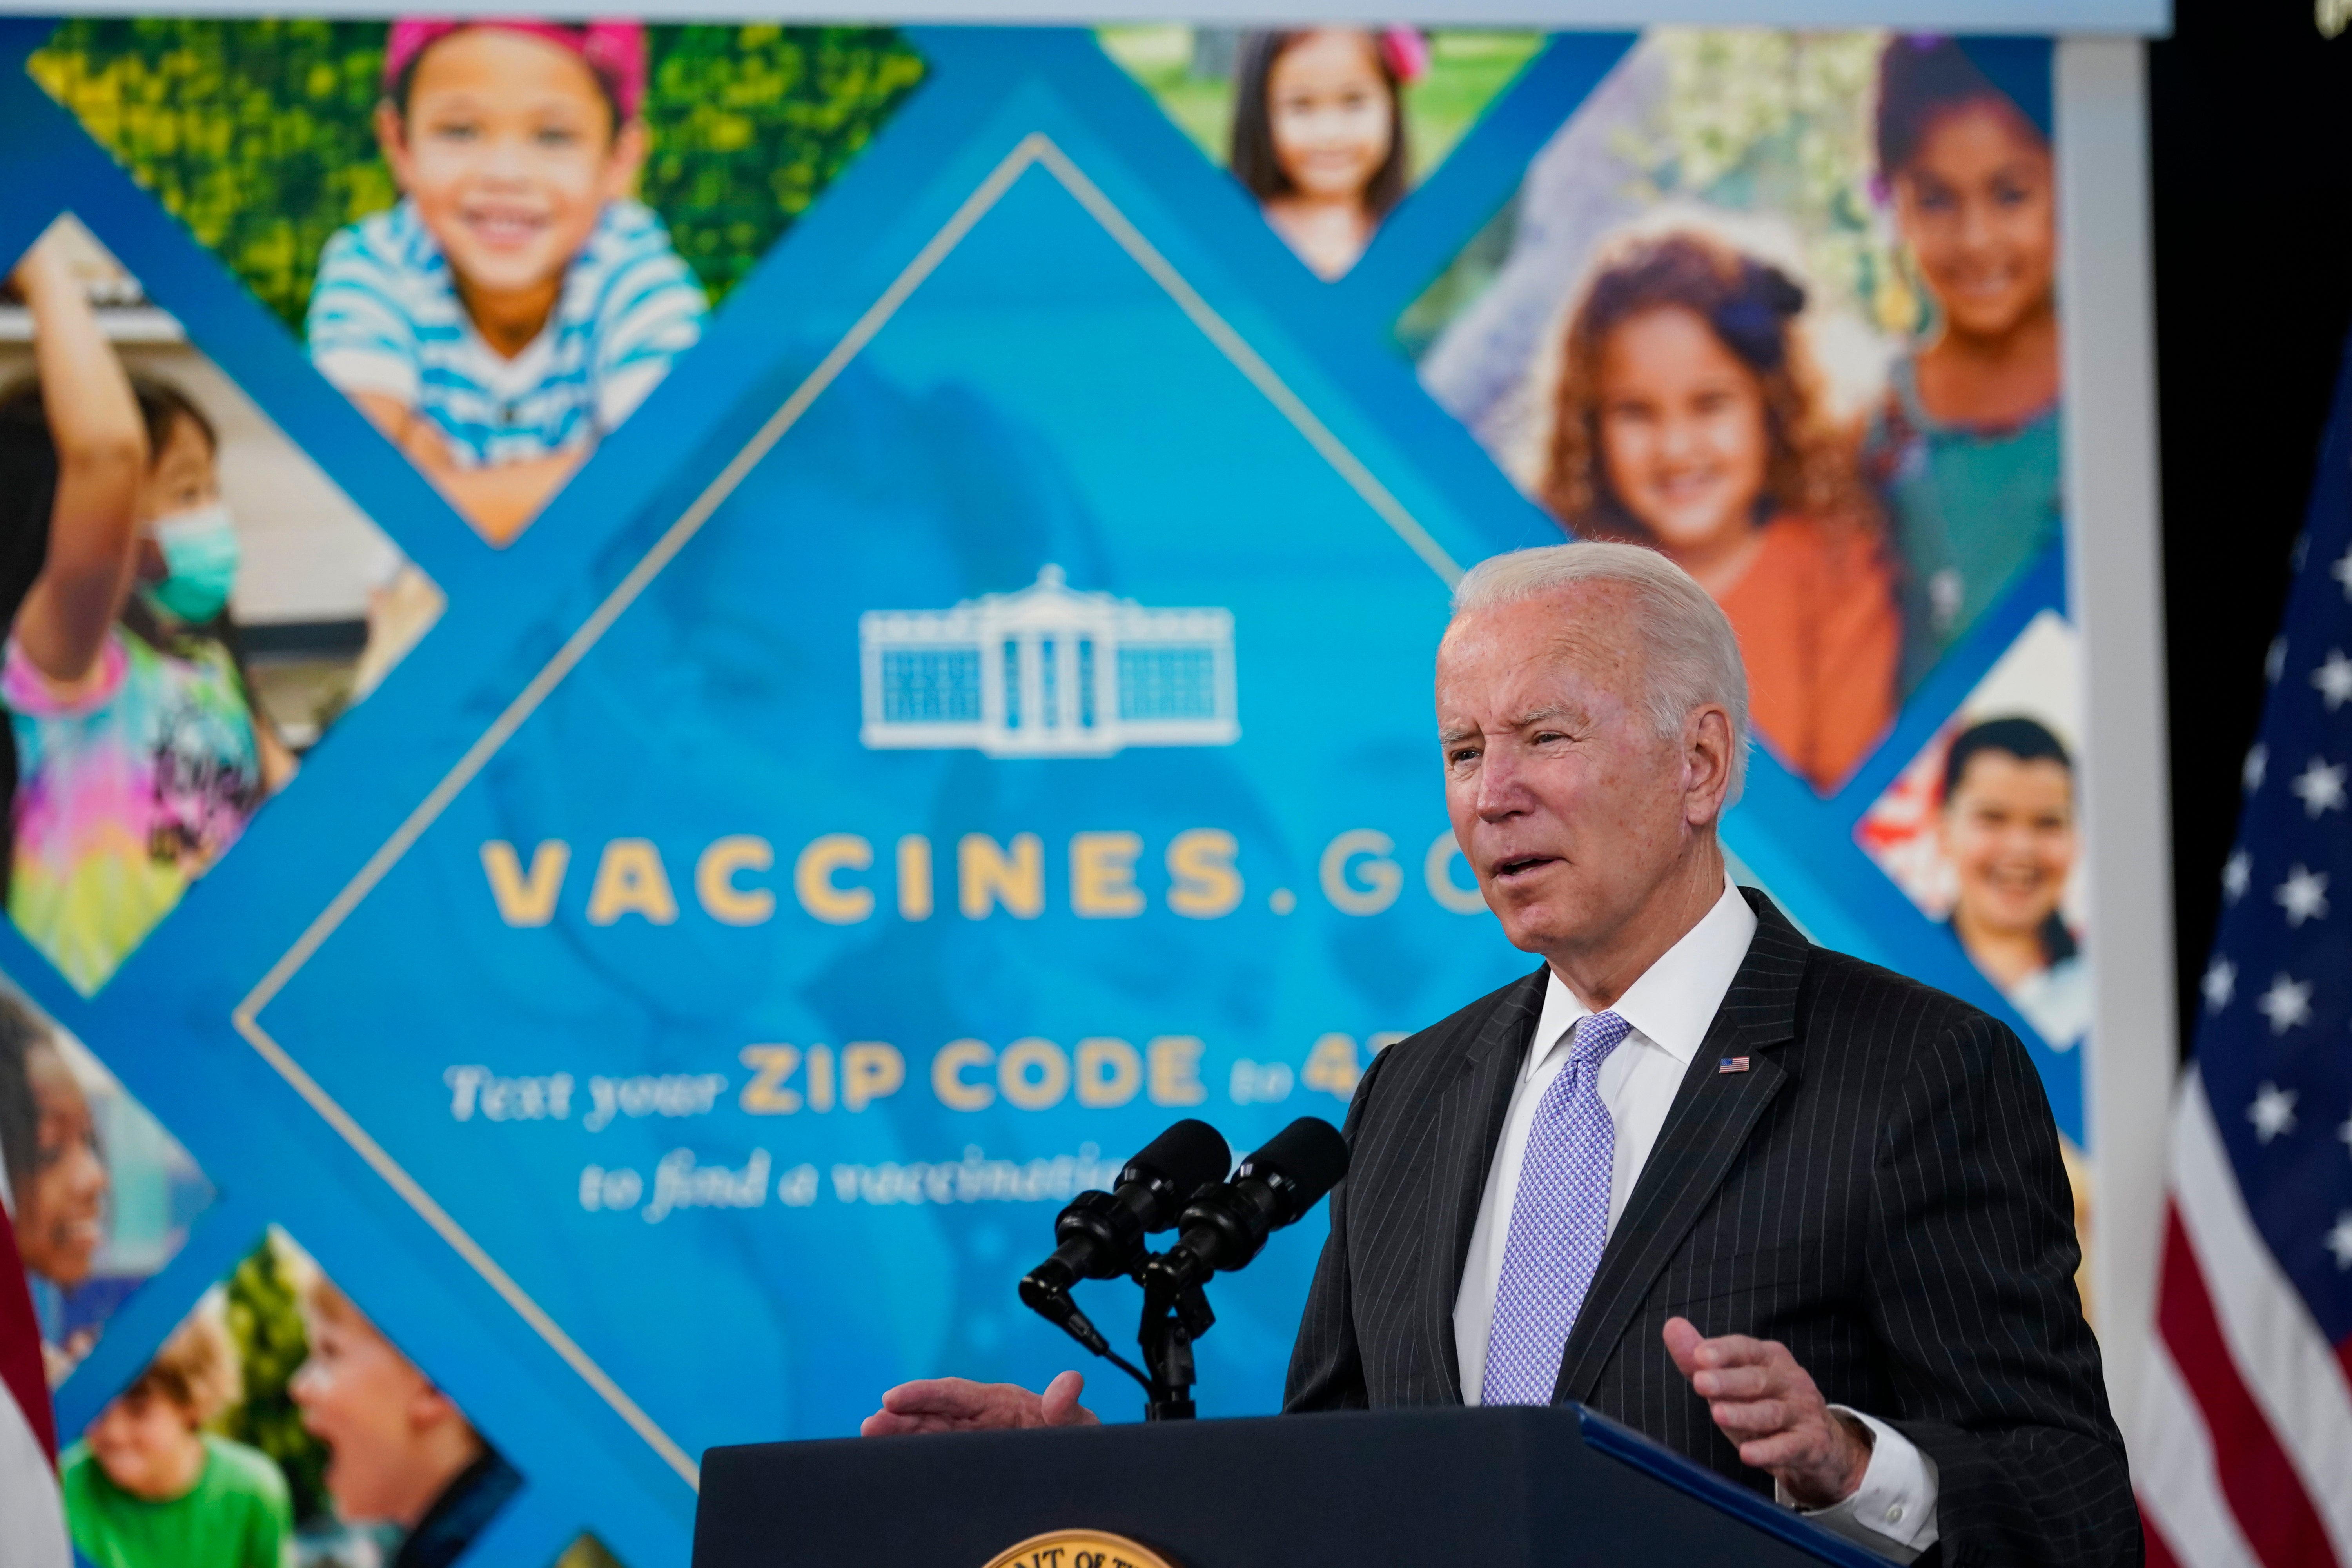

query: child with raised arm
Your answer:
[1865,37,2060,688]
[1539,227,1898,793]
[0,231,291,994]
[307,20,707,545]
[1230,29,1423,281]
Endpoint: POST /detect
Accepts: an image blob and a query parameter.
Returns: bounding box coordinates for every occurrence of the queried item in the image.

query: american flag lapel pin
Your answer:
[1717,1056,1751,1074]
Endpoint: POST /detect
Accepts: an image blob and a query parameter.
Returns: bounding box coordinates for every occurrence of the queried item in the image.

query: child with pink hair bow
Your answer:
[306,18,706,545]
[1229,29,1424,280]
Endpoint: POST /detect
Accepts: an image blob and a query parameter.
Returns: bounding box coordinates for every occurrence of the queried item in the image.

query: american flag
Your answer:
[2135,348,2352,1566]
[0,1163,70,1568]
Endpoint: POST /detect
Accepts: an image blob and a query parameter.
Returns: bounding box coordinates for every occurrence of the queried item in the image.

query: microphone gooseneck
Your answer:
[1013,1114,1349,1421]
[1018,1118,1230,1310]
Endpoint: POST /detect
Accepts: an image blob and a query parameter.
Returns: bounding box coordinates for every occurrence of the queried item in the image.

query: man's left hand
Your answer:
[1663,1316,1872,1508]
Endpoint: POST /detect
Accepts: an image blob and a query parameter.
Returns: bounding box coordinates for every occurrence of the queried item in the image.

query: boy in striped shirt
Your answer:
[307,20,707,545]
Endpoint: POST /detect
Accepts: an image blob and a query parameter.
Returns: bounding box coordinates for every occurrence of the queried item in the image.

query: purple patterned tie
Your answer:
[1482,1009,1632,1406]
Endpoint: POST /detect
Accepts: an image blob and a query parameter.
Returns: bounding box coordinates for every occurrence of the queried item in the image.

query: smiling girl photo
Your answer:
[1229,28,1421,280]
[1864,36,2060,688]
[1539,226,1897,793]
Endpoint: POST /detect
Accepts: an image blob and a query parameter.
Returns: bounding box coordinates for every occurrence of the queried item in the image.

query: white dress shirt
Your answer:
[1450,877,1940,1561]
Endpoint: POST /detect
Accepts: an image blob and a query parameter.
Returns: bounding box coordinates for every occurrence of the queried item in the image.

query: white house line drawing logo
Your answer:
[229,131,1459,1495]
[861,565,1237,757]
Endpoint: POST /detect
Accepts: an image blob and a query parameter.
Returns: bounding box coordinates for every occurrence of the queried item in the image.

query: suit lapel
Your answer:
[1551,891,1811,1405]
[1416,966,1547,1401]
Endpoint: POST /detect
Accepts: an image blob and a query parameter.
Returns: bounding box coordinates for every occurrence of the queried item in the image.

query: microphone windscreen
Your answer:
[1242,1117,1350,1203]
[1125,1118,1232,1194]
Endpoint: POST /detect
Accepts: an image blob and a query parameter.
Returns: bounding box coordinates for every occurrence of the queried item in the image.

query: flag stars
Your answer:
[2256,973,2314,1034]
[2316,650,2352,711]
[2335,543,2352,601]
[2223,851,2251,904]
[2268,637,2289,684]
[2290,757,2347,818]
[2247,1082,2298,1143]
[2245,744,2269,794]
[2275,865,2330,927]
[2202,957,2237,1012]
[2329,1213,2352,1271]
[2341,1114,2352,1161]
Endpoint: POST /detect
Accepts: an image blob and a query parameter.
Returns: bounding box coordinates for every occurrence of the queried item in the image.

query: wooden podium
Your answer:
[694,1403,1886,1566]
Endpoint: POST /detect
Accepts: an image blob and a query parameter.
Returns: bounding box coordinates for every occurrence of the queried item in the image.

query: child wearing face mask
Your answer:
[0,232,290,995]
[1540,227,1897,793]
[0,994,109,1381]
[306,19,707,546]
[1230,28,1422,281]
[61,1308,293,1568]
[1865,38,2061,690]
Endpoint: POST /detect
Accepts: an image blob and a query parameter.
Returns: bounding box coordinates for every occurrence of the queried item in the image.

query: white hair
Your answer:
[1451,541,1751,802]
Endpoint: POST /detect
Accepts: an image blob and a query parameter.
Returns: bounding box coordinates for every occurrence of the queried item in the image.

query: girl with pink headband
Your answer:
[1230,29,1425,280]
[305,18,706,546]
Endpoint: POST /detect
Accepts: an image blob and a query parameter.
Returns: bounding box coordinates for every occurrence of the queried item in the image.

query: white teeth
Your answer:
[465,213,544,243]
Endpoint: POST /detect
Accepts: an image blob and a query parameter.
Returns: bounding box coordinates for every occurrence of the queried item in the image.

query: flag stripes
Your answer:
[0,1191,67,1568]
[2138,1074,2352,1568]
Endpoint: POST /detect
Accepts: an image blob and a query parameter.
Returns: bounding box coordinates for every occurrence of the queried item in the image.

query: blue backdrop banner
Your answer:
[0,21,2085,1566]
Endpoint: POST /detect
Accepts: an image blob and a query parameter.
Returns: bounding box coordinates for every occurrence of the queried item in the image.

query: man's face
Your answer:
[289,1309,436,1523]
[1436,587,1707,957]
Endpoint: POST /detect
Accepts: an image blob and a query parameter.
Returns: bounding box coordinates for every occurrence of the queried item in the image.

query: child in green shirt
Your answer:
[63,1310,293,1568]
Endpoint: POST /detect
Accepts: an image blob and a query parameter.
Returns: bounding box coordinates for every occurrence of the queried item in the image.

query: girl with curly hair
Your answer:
[1540,227,1897,791]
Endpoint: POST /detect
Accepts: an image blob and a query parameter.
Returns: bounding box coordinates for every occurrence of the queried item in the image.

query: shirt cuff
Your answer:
[1773,1407,1940,1562]
[3,633,127,717]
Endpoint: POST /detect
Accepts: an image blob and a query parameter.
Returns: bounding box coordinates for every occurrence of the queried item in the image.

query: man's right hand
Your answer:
[859,1370,1098,1436]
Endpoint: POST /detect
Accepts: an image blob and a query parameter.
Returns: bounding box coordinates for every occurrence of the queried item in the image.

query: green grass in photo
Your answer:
[29,19,926,331]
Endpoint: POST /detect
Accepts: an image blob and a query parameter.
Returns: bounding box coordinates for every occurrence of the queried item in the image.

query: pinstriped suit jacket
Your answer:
[1285,889,2137,1568]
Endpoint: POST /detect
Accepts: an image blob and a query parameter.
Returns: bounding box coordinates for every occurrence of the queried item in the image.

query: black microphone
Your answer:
[1020,1120,1231,1313]
[1143,1117,1349,1295]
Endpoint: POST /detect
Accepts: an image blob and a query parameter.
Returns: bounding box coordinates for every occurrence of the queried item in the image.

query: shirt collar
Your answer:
[1527,876,1760,1081]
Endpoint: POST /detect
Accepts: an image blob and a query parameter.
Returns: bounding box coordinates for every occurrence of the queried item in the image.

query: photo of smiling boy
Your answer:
[1938,715,2087,1051]
[306,19,708,546]
[62,1308,293,1568]
[1864,38,2061,690]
